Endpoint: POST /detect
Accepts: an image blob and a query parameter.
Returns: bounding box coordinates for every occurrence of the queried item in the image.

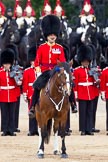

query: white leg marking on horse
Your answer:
[38,127,42,149]
[54,131,59,151]
[38,149,44,155]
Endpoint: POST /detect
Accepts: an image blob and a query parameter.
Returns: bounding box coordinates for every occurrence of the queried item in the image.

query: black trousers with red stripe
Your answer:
[78,99,93,132]
[1,102,16,133]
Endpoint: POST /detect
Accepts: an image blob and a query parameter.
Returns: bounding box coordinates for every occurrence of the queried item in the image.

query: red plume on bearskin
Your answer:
[80,0,94,15]
[41,0,52,16]
[13,0,22,18]
[0,0,6,15]
[54,0,65,16]
[23,0,36,17]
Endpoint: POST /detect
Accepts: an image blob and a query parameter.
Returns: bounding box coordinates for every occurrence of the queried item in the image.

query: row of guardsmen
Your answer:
[0,0,72,37]
[0,14,108,136]
[0,41,108,136]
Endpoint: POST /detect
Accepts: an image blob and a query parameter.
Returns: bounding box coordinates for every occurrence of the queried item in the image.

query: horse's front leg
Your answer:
[61,136,68,158]
[37,127,45,158]
[53,120,60,155]
[53,131,60,155]
[60,126,68,158]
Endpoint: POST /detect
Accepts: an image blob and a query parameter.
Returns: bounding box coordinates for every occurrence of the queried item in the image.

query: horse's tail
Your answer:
[44,119,52,144]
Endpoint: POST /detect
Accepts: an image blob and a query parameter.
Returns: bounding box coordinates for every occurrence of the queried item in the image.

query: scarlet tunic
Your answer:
[73,66,95,100]
[100,67,108,99]
[23,67,36,101]
[34,42,66,72]
[0,69,17,102]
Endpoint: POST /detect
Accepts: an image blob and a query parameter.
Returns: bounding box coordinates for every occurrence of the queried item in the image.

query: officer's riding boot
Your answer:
[69,89,78,113]
[29,88,40,118]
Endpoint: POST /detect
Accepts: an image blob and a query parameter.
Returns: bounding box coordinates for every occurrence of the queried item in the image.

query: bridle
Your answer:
[45,68,70,111]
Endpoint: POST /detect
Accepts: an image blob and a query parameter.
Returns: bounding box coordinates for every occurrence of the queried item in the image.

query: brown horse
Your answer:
[35,62,72,158]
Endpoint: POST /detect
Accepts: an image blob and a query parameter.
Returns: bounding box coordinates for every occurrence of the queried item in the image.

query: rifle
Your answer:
[10,62,23,85]
[88,59,100,86]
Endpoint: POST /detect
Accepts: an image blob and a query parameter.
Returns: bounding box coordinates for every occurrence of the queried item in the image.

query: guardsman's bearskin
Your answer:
[1,48,15,65]
[77,44,93,63]
[28,46,36,61]
[88,44,96,60]
[41,14,60,38]
[6,44,18,60]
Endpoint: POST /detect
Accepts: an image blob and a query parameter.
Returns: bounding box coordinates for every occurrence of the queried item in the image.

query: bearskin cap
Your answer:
[77,44,93,63]
[88,44,96,60]
[6,44,18,60]
[28,46,36,61]
[41,15,60,38]
[1,48,15,65]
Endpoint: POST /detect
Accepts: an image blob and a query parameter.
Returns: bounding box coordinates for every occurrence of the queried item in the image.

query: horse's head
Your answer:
[53,61,72,96]
[1,20,20,43]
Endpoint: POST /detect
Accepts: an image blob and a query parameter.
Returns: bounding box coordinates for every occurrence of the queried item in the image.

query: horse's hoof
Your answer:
[37,150,44,158]
[37,153,44,159]
[61,153,68,158]
[53,150,60,155]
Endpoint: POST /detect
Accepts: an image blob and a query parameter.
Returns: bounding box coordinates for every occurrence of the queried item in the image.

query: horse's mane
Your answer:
[50,62,71,78]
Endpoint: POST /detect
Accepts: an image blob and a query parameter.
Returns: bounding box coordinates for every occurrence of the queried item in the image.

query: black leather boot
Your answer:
[28,88,40,118]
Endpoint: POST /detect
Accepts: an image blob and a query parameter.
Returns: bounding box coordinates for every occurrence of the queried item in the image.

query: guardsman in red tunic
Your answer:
[28,15,66,117]
[100,67,108,135]
[0,49,17,136]
[23,46,38,136]
[28,15,75,135]
[73,45,96,136]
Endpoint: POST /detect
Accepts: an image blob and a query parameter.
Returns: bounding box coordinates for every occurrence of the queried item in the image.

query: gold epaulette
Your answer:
[79,14,85,17]
[94,16,96,22]
[74,66,81,70]
[56,43,63,47]
[62,16,67,19]
[103,67,108,71]
[24,67,31,71]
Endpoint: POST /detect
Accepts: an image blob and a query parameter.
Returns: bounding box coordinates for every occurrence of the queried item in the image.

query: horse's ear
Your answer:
[69,59,73,67]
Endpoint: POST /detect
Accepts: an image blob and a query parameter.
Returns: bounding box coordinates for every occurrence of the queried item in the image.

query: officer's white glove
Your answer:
[35,66,41,78]
[101,91,106,101]
[23,93,28,102]
[74,91,78,102]
[37,72,42,77]
[17,80,22,86]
